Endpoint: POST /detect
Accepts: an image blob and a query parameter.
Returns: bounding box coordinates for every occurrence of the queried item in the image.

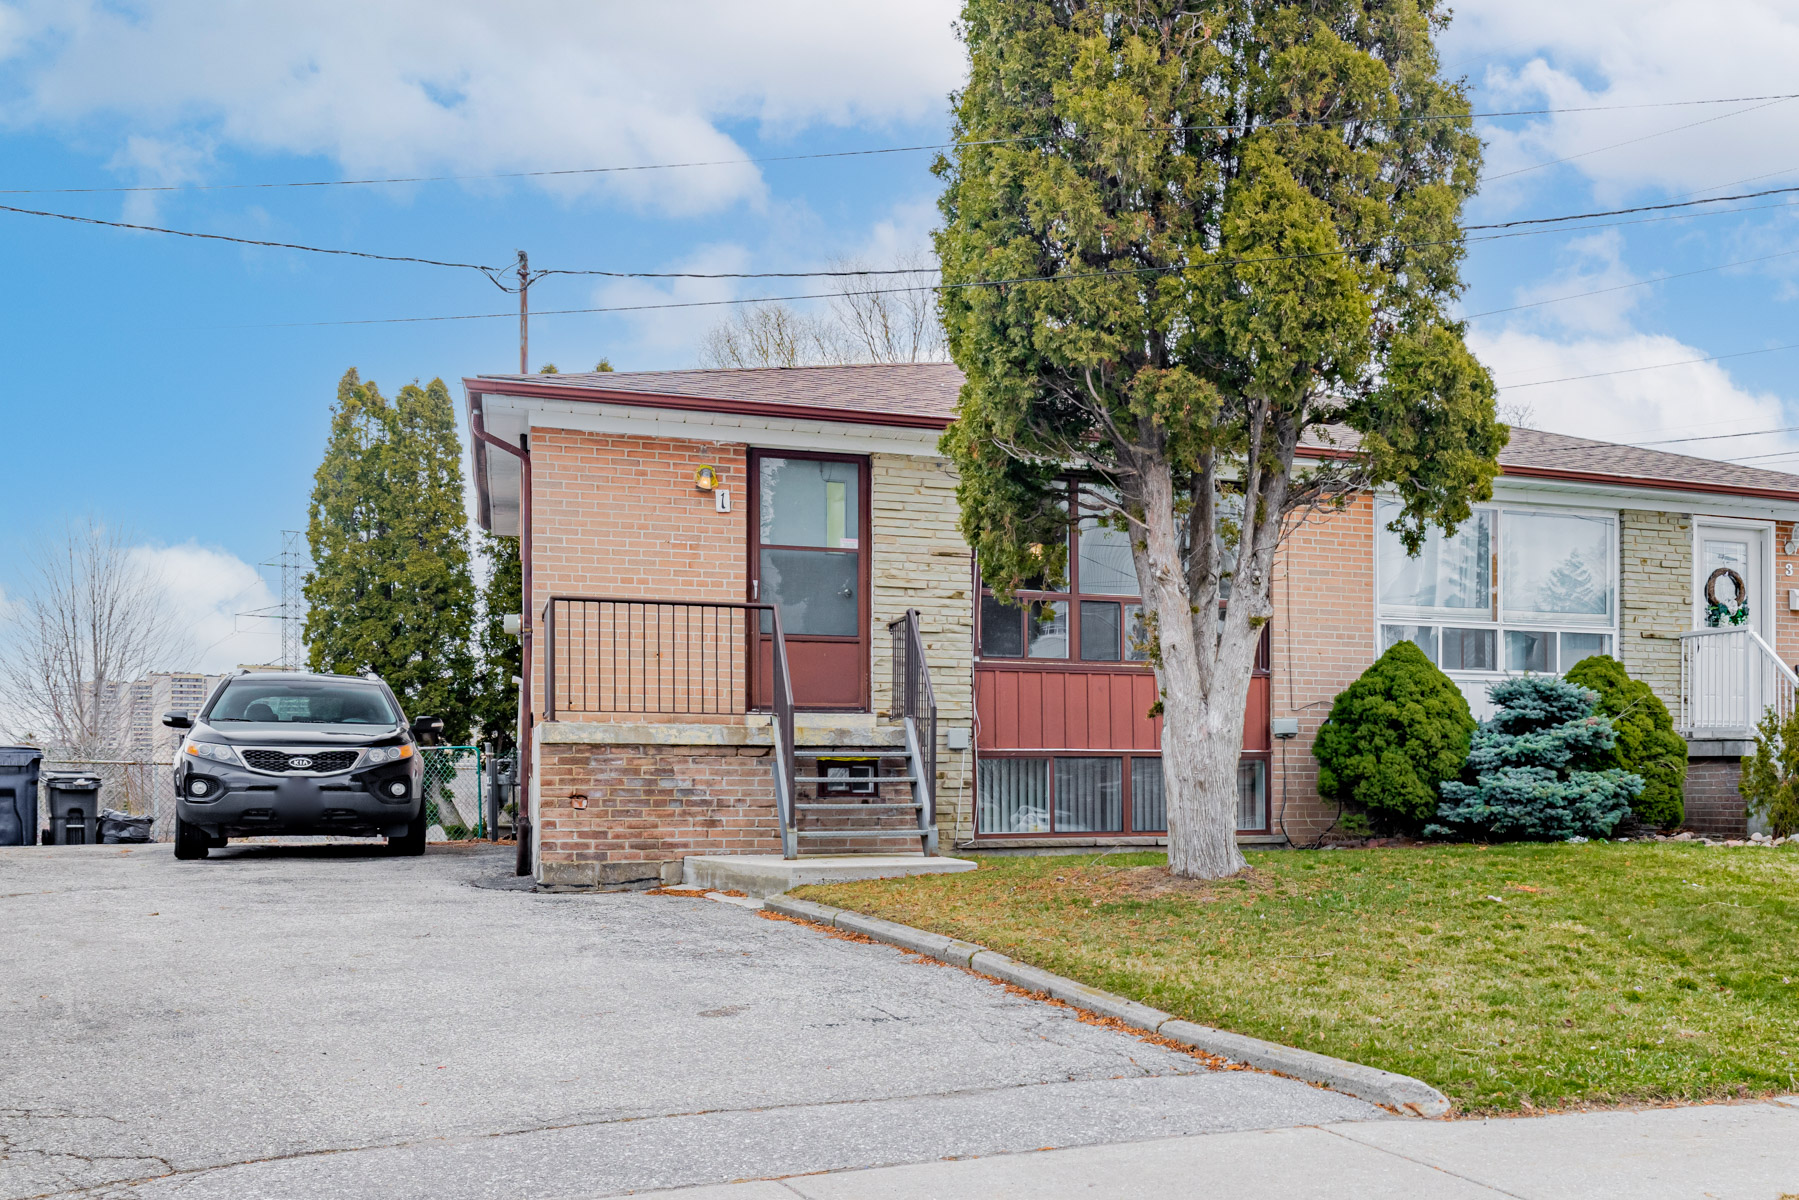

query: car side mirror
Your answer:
[411,715,444,746]
[162,711,192,729]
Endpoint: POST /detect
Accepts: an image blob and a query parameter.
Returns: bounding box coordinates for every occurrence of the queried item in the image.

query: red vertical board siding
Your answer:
[1140,673,1164,748]
[975,662,1262,753]
[1243,675,1270,750]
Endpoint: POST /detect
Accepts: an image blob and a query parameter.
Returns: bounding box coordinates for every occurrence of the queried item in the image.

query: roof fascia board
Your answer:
[1489,474,1799,522]
[464,376,952,431]
[1295,447,1799,514]
[478,392,945,458]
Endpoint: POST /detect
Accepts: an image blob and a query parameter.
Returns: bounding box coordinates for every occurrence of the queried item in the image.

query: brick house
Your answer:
[466,364,1799,885]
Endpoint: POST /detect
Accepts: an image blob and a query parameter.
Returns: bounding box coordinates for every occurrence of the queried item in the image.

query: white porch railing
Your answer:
[1679,627,1799,739]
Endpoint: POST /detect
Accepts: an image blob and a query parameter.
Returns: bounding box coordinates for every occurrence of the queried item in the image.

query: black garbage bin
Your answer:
[44,775,103,846]
[0,747,44,846]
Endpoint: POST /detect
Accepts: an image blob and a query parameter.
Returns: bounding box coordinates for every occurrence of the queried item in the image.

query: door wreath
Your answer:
[1704,566,1750,627]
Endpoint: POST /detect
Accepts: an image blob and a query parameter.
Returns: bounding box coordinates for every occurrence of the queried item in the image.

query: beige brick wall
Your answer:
[868,452,977,845]
[1618,509,1690,714]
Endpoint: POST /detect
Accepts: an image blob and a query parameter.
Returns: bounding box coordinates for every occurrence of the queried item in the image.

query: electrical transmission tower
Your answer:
[242,531,309,669]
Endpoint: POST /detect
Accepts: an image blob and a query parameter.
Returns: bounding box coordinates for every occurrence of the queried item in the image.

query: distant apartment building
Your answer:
[112,672,224,762]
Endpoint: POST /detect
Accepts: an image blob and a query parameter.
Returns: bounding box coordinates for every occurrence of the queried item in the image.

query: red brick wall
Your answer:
[1268,496,1377,841]
[1775,519,1798,666]
[535,742,780,886]
[1682,757,1748,839]
[528,429,748,723]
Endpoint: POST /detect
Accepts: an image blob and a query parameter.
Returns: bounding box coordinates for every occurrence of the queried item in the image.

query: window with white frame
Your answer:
[1376,500,1617,675]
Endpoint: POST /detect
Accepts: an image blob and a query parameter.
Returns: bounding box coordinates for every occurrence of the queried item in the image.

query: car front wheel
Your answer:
[173,819,210,860]
[388,805,427,856]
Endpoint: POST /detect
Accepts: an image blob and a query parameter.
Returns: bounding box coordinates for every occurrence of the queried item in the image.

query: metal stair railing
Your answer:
[888,608,939,856]
[1679,625,1799,738]
[538,595,798,858]
[768,605,798,859]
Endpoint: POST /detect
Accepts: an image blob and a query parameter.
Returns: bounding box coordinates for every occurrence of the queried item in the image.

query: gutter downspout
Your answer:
[471,394,536,877]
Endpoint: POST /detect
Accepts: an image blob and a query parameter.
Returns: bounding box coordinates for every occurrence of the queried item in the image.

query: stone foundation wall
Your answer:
[1683,757,1747,839]
[535,741,780,887]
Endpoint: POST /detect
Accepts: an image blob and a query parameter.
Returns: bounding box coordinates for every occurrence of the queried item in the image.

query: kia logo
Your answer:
[288,756,314,769]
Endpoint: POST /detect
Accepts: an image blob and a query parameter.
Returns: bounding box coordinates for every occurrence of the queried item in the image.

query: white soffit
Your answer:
[1301,450,1799,522]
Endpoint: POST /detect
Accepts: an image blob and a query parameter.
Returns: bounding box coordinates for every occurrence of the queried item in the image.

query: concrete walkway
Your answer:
[631,1099,1799,1198]
[0,843,1370,1200]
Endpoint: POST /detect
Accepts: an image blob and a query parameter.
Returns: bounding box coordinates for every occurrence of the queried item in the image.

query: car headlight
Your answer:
[183,741,240,765]
[364,745,413,765]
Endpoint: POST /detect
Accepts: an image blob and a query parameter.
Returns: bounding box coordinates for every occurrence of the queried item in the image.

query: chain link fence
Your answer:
[419,746,487,840]
[30,746,504,843]
[37,756,174,842]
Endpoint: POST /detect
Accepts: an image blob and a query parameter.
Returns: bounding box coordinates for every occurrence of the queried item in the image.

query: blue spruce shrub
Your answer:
[1427,675,1643,841]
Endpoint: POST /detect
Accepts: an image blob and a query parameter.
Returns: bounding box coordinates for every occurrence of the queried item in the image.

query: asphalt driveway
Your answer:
[0,843,1378,1199]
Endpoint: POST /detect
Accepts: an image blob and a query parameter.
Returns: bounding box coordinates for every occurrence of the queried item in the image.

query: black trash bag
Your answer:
[99,809,154,844]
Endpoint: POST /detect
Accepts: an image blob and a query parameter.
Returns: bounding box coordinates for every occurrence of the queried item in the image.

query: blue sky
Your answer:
[2,0,1797,670]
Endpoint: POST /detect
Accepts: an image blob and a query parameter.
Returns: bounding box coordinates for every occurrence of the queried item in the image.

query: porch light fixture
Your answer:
[695,465,718,492]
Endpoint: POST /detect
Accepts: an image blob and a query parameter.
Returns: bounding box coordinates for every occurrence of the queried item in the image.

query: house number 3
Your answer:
[1787,563,1794,577]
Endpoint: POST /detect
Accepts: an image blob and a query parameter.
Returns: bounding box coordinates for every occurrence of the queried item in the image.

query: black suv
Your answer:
[165,670,442,860]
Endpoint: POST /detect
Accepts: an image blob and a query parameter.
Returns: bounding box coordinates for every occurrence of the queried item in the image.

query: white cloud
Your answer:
[0,0,964,214]
[1470,324,1799,470]
[128,542,283,674]
[1493,229,1645,336]
[1448,0,1799,199]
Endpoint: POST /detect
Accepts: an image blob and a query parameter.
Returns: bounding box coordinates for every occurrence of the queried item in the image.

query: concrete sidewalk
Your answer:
[634,1098,1799,1199]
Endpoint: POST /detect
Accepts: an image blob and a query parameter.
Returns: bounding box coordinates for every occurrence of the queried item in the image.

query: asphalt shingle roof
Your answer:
[470,364,1799,498]
[475,363,964,422]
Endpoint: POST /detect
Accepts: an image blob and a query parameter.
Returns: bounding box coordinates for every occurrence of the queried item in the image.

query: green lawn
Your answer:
[797,844,1799,1113]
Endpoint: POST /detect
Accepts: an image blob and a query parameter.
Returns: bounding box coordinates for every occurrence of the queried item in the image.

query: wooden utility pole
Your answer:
[516,249,529,374]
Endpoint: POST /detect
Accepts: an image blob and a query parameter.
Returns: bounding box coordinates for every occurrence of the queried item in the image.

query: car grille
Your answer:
[241,748,360,774]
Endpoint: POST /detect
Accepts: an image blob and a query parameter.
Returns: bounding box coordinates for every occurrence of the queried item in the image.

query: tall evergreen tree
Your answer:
[936,0,1505,877]
[305,369,478,740]
[473,532,522,751]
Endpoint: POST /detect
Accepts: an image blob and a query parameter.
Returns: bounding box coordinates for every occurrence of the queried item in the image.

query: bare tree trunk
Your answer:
[1128,458,1255,878]
[1154,601,1253,878]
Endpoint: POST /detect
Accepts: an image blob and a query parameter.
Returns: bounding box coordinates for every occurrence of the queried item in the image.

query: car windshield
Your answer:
[207,678,398,725]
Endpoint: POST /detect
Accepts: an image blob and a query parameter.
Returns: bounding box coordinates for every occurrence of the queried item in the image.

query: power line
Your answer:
[1726,448,1799,463]
[0,201,504,273]
[1630,425,1799,447]
[1487,96,1795,182]
[8,92,1799,196]
[1503,342,1799,389]
[10,166,1798,286]
[1463,245,1799,319]
[229,194,1799,328]
[1464,182,1799,231]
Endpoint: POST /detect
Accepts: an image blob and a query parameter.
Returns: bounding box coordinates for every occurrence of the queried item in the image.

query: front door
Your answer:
[1695,524,1767,639]
[750,451,870,710]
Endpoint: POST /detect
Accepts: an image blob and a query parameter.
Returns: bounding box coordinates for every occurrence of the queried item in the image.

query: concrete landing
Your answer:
[683,853,977,898]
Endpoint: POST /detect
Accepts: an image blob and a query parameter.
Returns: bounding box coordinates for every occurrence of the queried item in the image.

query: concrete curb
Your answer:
[762,894,1451,1118]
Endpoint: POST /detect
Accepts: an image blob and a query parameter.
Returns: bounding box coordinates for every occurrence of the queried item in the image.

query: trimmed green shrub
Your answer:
[1313,640,1477,830]
[1562,655,1686,828]
[1741,705,1799,838]
[1429,675,1642,841]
